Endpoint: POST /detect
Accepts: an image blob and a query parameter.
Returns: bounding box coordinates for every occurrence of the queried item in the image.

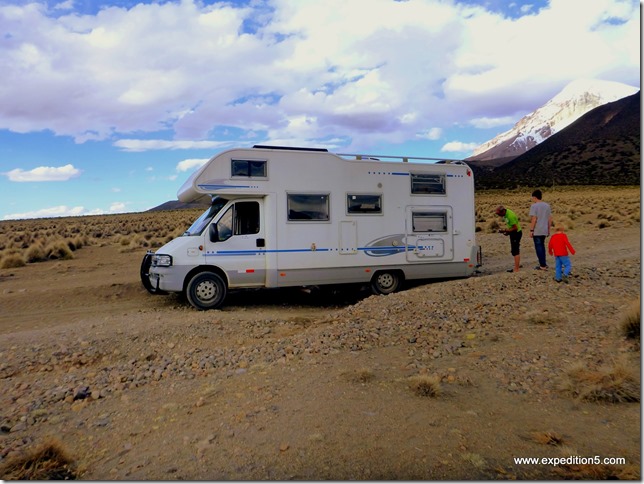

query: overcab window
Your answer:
[231,159,267,178]
[287,194,330,221]
[410,173,446,195]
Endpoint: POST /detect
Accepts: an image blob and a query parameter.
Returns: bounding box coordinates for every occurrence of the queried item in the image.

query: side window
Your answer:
[412,212,447,233]
[411,173,446,195]
[234,201,260,235]
[215,202,260,241]
[347,194,382,214]
[231,159,267,178]
[287,194,330,221]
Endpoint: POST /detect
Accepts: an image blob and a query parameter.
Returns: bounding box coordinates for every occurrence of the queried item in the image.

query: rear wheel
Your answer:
[186,271,227,310]
[370,271,402,295]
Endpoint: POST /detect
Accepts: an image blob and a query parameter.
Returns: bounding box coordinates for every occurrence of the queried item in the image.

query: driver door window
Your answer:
[216,202,260,242]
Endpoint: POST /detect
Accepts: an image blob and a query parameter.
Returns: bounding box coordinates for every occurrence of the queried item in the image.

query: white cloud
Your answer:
[109,202,127,212]
[441,141,479,153]
[3,205,87,220]
[114,139,230,152]
[469,116,517,129]
[4,164,81,182]
[0,0,638,151]
[176,158,209,172]
[416,128,443,140]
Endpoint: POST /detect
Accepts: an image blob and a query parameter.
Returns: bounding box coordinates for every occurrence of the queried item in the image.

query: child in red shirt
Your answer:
[548,225,576,283]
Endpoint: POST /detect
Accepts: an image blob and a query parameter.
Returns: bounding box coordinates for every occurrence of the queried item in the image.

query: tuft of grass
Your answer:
[1,253,26,269]
[45,241,74,260]
[529,431,565,446]
[0,438,78,480]
[344,368,375,384]
[525,311,561,325]
[558,359,640,403]
[408,374,441,397]
[620,298,640,340]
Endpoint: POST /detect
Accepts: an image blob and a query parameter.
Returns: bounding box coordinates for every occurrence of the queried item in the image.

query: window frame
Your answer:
[411,211,448,233]
[410,173,446,195]
[286,193,331,222]
[231,158,268,179]
[346,193,383,215]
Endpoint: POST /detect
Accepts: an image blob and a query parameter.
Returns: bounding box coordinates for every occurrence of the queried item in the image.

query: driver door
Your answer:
[205,200,266,287]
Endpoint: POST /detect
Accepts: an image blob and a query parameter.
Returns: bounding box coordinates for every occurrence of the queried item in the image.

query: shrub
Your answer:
[559,359,640,403]
[620,298,640,340]
[0,438,78,480]
[45,241,74,260]
[25,244,47,263]
[1,253,26,269]
[408,374,441,397]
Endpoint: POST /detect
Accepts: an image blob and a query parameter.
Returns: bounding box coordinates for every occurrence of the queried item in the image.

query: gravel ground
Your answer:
[0,223,640,479]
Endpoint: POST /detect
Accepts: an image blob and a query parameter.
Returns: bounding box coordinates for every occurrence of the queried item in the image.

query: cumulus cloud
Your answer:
[4,164,81,182]
[0,0,638,151]
[3,205,87,220]
[441,141,479,153]
[176,158,209,172]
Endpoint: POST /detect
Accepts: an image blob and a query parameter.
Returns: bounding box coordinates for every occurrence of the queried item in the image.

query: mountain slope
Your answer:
[473,91,640,188]
[468,79,639,162]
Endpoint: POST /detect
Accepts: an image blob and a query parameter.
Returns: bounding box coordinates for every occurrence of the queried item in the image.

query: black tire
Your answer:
[370,271,401,295]
[140,252,156,294]
[186,271,227,310]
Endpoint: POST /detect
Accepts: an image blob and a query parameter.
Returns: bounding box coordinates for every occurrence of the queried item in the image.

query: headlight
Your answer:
[152,254,173,267]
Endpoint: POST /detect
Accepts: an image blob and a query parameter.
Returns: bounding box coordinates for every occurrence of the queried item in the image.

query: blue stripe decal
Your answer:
[204,246,415,257]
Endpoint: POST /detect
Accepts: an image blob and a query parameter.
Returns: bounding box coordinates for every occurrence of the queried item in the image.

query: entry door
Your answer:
[405,205,454,262]
[205,200,266,286]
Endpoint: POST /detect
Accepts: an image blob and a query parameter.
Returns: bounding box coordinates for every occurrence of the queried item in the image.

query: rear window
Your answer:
[410,173,446,195]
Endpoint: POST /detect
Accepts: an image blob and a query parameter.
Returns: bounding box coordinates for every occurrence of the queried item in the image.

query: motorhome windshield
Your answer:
[183,197,229,236]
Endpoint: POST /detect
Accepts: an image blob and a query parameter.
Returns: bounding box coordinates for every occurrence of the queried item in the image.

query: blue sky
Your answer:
[0,0,639,220]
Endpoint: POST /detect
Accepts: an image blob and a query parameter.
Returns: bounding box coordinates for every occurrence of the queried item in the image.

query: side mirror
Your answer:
[209,224,219,242]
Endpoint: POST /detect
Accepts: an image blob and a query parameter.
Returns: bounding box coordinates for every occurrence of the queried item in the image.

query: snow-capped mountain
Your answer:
[468,79,639,162]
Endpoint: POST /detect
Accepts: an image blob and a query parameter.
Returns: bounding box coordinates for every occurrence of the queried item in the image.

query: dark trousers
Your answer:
[533,235,547,267]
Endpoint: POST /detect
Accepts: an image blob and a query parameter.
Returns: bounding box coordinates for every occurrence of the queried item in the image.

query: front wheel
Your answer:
[140,252,156,294]
[186,271,227,310]
[370,271,402,295]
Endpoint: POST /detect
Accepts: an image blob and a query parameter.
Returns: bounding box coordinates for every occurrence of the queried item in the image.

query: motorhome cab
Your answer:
[141,145,481,310]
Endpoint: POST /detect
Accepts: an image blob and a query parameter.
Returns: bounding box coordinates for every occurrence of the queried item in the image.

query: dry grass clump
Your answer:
[558,359,640,403]
[524,310,562,325]
[344,368,375,384]
[619,298,640,340]
[528,430,566,446]
[44,240,74,260]
[0,438,78,480]
[1,253,26,269]
[408,374,441,397]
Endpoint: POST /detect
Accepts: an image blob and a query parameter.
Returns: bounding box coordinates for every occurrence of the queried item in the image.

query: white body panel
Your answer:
[148,146,479,297]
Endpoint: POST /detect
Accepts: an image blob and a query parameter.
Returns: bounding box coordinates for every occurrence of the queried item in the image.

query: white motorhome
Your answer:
[141,145,481,309]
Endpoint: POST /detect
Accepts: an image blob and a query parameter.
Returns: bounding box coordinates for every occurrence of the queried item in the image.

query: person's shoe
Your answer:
[563,275,569,283]
[534,265,548,271]
[507,269,514,273]
[554,278,561,283]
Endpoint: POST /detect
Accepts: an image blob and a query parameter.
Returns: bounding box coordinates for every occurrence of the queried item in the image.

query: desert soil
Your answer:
[0,203,640,479]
